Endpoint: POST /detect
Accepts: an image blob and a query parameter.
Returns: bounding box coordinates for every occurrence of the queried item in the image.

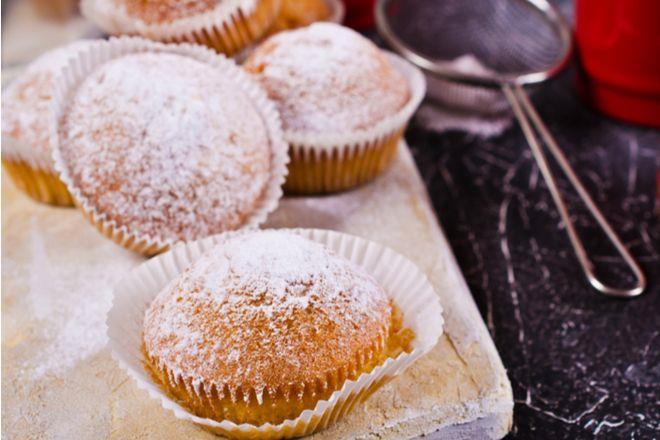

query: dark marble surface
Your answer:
[404,49,659,440]
[371,0,660,436]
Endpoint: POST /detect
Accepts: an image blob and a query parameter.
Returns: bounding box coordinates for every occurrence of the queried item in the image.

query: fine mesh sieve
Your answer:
[376,0,646,298]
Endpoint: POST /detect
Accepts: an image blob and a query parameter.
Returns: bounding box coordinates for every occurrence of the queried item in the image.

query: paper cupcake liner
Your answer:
[1,132,53,171]
[2,135,73,206]
[81,0,280,56]
[282,51,426,194]
[2,157,74,206]
[145,332,386,426]
[107,228,444,439]
[50,37,289,256]
[284,129,404,194]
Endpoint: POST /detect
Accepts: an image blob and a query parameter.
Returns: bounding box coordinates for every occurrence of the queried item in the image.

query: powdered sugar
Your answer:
[417,54,514,138]
[1,40,94,166]
[16,218,139,380]
[416,104,513,138]
[118,0,226,24]
[83,0,257,35]
[143,230,391,392]
[245,22,410,133]
[59,51,273,243]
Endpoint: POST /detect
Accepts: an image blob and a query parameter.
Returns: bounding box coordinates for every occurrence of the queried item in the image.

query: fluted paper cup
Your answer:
[2,151,74,206]
[50,37,289,256]
[107,228,444,439]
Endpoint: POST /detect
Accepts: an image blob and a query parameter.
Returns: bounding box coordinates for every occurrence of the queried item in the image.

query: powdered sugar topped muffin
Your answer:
[82,0,280,55]
[245,22,410,134]
[2,40,95,205]
[55,44,288,254]
[244,23,425,194]
[3,41,92,163]
[143,230,405,425]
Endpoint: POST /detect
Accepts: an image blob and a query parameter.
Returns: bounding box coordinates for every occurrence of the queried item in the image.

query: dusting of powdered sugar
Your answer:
[244,22,410,133]
[108,0,256,25]
[417,54,514,138]
[118,0,223,23]
[16,218,139,380]
[59,52,272,242]
[1,40,94,163]
[143,230,391,394]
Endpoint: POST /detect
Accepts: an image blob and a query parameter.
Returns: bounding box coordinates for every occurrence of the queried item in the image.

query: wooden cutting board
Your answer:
[1,143,513,439]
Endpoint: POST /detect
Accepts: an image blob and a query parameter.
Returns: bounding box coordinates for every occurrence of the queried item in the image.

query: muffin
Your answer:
[142,230,414,426]
[267,0,343,35]
[244,22,426,194]
[81,0,281,55]
[53,40,288,255]
[1,40,94,206]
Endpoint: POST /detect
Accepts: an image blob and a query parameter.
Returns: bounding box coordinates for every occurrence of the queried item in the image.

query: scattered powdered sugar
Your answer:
[59,52,272,242]
[416,104,513,138]
[19,218,139,380]
[143,230,391,394]
[1,40,94,163]
[244,22,410,133]
[417,54,514,138]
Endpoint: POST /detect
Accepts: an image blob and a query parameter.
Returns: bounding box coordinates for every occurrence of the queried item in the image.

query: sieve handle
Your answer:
[502,83,646,298]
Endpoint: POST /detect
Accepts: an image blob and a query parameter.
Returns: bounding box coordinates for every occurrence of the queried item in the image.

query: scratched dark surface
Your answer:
[400,40,660,440]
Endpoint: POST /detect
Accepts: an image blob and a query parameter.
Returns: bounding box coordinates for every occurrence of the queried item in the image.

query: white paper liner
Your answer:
[285,51,426,154]
[50,37,289,255]
[81,0,279,55]
[107,228,444,438]
[2,101,70,205]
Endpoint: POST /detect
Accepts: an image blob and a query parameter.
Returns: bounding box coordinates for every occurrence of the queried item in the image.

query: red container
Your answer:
[343,0,376,29]
[575,0,660,127]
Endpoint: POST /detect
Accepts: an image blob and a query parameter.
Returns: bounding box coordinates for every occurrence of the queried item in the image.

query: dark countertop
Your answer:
[405,54,659,440]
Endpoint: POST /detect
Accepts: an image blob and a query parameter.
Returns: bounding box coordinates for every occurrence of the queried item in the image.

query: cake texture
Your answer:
[1,40,94,205]
[55,45,287,254]
[81,0,280,55]
[142,230,405,426]
[244,23,424,194]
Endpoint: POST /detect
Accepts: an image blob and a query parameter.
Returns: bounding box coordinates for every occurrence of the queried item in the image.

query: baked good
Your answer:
[1,40,94,205]
[244,22,425,194]
[81,0,280,55]
[267,0,336,34]
[54,41,287,255]
[142,230,413,425]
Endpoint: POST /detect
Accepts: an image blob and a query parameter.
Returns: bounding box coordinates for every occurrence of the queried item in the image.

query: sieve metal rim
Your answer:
[375,0,573,88]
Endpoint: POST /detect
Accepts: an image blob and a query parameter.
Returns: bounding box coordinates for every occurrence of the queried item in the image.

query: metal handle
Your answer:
[502,83,646,298]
